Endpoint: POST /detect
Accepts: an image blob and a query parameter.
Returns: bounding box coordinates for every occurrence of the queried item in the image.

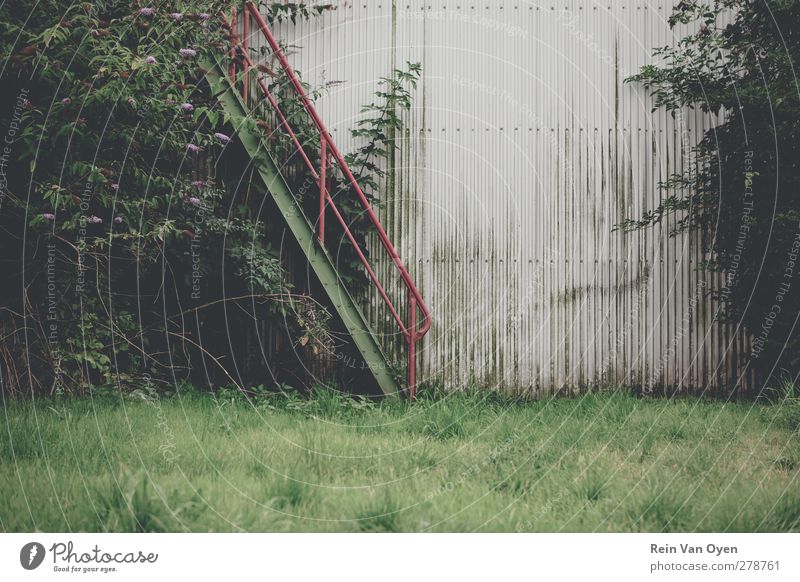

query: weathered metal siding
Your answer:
[255,1,751,394]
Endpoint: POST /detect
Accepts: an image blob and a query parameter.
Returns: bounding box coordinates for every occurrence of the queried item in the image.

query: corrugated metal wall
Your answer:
[252,1,753,395]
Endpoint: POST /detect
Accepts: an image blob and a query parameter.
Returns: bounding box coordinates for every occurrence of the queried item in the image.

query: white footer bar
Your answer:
[2,533,798,581]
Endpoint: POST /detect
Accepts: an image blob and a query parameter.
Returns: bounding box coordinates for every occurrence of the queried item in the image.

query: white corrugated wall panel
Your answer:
[244,0,749,395]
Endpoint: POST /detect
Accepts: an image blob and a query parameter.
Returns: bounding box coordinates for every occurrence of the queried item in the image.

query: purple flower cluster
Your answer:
[61,97,71,105]
[180,103,194,113]
[114,216,124,224]
[179,48,197,59]
[214,132,231,143]
[198,13,211,21]
[170,12,182,21]
[87,215,103,224]
[186,196,202,206]
[186,143,200,153]
[145,56,157,65]
[41,213,55,221]
[138,7,155,18]
[110,183,119,191]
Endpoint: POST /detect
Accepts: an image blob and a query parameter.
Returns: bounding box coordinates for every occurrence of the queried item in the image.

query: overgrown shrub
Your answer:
[0,1,324,396]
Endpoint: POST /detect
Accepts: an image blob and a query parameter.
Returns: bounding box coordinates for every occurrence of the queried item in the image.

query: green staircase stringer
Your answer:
[204,60,400,397]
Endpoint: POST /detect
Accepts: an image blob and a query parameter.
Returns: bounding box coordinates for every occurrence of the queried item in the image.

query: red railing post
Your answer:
[318,135,326,244]
[243,7,249,103]
[230,5,237,83]
[408,293,417,400]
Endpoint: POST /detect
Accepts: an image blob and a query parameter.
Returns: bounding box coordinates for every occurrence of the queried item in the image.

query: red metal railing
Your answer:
[225,2,431,397]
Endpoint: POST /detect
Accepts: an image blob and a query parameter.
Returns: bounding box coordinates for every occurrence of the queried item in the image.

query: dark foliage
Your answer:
[621,0,800,386]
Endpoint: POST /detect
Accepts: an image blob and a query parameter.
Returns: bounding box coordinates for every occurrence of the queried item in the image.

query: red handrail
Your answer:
[226,2,431,397]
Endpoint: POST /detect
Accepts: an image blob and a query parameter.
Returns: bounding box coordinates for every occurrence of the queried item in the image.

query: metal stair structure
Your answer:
[205,2,431,397]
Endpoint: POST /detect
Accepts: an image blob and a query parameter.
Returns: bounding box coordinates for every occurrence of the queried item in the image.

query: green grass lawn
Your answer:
[1,389,799,532]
